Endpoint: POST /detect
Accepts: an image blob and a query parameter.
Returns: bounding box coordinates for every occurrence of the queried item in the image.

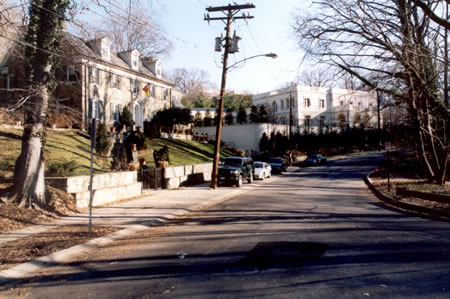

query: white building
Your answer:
[253,85,381,133]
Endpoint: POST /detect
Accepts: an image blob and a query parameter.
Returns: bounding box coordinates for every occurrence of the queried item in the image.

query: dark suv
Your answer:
[218,157,254,187]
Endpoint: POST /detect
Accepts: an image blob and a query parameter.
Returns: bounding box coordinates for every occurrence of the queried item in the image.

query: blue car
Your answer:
[303,154,327,166]
[267,157,287,173]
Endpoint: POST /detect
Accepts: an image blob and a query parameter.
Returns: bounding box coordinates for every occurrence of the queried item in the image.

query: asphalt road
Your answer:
[2,152,450,298]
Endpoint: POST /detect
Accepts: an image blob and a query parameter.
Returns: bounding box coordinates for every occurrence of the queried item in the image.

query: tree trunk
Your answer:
[13,124,46,208]
[12,87,49,208]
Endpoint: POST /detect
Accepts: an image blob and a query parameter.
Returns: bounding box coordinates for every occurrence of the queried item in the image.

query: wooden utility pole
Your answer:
[289,92,293,166]
[204,4,255,189]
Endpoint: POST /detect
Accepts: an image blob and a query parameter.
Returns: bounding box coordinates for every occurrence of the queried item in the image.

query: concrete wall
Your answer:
[160,132,193,141]
[192,123,289,155]
[46,171,142,208]
[164,163,212,189]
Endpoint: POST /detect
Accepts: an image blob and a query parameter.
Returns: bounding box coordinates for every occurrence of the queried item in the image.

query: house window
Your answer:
[131,79,139,94]
[89,67,99,84]
[163,88,169,101]
[63,66,78,82]
[0,74,7,89]
[369,103,373,108]
[8,75,16,89]
[281,100,284,110]
[113,74,121,88]
[304,98,311,107]
[0,73,15,89]
[111,103,120,122]
[319,99,325,108]
[340,101,344,106]
[151,85,156,98]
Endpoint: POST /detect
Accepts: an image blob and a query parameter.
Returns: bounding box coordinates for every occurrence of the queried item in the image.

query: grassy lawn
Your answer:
[1,128,235,178]
[0,129,110,178]
[139,138,235,167]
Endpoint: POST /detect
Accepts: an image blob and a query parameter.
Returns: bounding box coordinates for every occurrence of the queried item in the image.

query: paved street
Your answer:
[2,152,450,298]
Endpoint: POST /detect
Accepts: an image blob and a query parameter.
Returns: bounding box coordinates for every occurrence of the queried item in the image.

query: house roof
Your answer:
[61,31,173,86]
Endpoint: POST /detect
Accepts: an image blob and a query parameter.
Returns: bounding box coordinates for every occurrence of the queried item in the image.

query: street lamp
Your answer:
[227,53,278,70]
[210,52,278,189]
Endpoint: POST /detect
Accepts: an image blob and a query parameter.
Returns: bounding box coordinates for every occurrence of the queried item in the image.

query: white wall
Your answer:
[193,123,289,155]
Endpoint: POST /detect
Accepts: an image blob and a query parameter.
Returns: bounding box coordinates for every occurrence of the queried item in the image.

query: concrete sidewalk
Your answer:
[0,180,270,284]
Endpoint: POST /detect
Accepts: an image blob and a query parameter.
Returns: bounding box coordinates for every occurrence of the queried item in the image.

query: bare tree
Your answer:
[296,66,335,88]
[75,0,172,57]
[167,67,213,95]
[6,0,70,208]
[293,0,449,184]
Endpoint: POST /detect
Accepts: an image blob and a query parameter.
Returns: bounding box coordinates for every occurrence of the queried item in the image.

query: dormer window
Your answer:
[131,51,139,71]
[155,60,162,77]
[101,39,111,61]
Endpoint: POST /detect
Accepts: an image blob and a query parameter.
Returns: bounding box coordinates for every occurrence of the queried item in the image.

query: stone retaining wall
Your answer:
[46,171,142,208]
[163,163,212,189]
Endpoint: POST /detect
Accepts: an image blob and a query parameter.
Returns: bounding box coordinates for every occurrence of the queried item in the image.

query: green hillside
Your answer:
[0,129,234,178]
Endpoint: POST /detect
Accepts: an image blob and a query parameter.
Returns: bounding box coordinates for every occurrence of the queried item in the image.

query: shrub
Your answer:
[46,160,79,177]
[125,131,147,150]
[110,145,128,170]
[235,149,245,157]
[144,120,160,139]
[153,145,170,165]
[95,122,111,156]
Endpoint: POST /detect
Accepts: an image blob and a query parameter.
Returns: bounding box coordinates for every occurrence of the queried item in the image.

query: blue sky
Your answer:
[154,0,311,94]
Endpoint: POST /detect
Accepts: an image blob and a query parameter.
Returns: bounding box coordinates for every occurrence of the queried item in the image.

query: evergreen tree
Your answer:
[237,106,247,124]
[258,105,268,123]
[259,132,270,152]
[250,105,259,123]
[120,106,135,129]
[95,122,111,156]
[225,109,234,125]
[203,109,213,126]
[194,111,203,127]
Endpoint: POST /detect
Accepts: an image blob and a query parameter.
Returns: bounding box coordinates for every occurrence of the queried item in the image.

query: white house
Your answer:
[253,85,381,133]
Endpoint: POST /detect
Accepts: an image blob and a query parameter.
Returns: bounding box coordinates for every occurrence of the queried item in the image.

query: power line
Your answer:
[244,23,281,85]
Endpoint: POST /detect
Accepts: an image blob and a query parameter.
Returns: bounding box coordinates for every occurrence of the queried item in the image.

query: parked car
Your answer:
[303,154,327,166]
[267,157,288,173]
[254,162,271,180]
[218,157,254,187]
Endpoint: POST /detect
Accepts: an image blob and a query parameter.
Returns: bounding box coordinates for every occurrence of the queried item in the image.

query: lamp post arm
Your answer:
[227,53,277,70]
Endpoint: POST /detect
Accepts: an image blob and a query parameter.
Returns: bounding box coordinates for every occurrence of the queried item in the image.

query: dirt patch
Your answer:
[370,168,450,211]
[0,224,119,271]
[0,184,80,233]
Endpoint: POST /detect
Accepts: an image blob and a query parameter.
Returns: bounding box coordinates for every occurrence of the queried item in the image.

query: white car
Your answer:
[254,161,271,180]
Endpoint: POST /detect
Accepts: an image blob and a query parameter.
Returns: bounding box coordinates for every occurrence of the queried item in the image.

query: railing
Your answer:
[138,167,164,190]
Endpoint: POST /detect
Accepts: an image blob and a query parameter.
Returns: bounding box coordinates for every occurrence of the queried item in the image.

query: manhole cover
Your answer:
[238,241,328,268]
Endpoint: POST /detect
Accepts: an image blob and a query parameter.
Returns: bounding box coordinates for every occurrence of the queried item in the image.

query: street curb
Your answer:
[364,171,450,220]
[0,182,256,286]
